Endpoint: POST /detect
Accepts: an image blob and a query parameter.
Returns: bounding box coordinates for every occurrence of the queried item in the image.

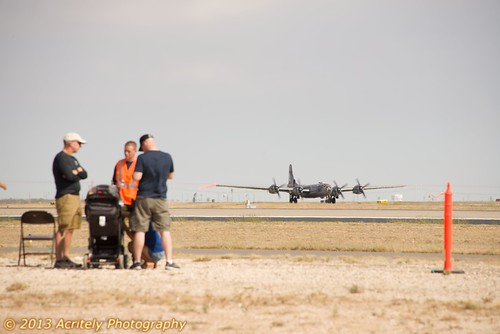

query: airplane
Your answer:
[212,164,404,203]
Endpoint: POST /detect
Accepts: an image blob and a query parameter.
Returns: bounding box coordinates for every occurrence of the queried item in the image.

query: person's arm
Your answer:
[111,164,118,185]
[168,160,174,180]
[76,165,88,180]
[133,156,143,182]
[133,171,143,182]
[60,156,85,182]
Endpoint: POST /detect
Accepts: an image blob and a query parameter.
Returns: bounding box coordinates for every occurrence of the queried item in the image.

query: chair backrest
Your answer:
[19,210,56,266]
[21,211,55,225]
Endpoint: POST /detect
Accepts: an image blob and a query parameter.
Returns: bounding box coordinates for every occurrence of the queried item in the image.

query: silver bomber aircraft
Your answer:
[215,164,404,203]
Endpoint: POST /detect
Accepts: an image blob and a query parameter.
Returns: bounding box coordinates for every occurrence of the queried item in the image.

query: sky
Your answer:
[1,0,499,203]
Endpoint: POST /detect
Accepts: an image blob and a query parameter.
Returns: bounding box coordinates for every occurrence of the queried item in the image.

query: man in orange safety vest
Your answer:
[113,140,164,268]
[112,141,139,209]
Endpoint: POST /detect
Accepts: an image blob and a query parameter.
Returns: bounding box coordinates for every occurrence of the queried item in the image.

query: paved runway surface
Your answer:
[171,207,500,219]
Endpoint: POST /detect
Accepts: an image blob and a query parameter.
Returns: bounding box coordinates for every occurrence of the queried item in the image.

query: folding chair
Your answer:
[18,210,56,266]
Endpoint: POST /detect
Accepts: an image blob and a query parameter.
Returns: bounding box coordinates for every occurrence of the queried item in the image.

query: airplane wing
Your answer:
[216,184,309,194]
[200,183,268,191]
[217,184,297,192]
[216,184,274,191]
[339,185,405,192]
[362,185,405,191]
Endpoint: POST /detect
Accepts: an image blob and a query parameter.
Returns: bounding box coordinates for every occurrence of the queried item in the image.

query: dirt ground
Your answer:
[1,255,499,334]
[0,203,499,333]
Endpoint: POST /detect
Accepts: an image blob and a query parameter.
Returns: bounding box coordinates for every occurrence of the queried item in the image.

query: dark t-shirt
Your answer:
[52,151,88,199]
[135,150,174,199]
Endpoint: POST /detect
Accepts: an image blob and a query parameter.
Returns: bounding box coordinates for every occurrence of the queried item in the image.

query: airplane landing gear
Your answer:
[289,196,298,203]
[324,197,336,204]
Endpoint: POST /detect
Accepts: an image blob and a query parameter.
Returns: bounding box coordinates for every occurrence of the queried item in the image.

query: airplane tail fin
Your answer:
[288,164,296,187]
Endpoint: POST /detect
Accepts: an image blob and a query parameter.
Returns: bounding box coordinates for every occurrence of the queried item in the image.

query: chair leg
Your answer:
[18,239,26,266]
[18,239,22,266]
[23,240,26,266]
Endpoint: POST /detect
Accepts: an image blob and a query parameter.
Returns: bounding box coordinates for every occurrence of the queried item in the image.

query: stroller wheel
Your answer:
[83,254,89,270]
[116,254,125,269]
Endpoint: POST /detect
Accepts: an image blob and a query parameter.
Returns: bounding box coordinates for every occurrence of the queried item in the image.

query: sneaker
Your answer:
[63,258,82,269]
[130,262,142,270]
[165,262,180,270]
[54,260,71,269]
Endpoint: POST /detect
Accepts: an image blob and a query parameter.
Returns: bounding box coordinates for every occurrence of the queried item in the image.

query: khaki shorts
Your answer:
[130,197,172,232]
[55,194,83,232]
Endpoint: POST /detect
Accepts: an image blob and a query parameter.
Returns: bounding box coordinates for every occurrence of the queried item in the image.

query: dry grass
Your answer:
[4,284,497,316]
[5,282,28,292]
[169,220,500,255]
[1,217,499,256]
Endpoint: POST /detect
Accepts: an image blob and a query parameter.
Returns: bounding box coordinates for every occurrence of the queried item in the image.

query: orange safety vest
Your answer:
[114,159,138,205]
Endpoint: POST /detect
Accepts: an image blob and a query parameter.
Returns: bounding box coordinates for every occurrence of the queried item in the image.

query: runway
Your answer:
[171,208,500,224]
[2,206,500,224]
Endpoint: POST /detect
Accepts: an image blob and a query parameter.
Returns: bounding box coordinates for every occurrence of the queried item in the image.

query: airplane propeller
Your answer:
[268,178,282,198]
[293,179,304,196]
[332,181,347,199]
[354,178,370,198]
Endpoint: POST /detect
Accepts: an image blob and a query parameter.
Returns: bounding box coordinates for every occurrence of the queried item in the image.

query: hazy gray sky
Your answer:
[1,0,499,202]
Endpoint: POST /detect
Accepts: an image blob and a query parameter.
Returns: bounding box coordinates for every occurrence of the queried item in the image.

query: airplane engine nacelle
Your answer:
[268,185,279,194]
[291,186,303,196]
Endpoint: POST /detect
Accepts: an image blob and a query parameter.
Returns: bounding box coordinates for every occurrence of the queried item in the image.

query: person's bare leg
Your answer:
[55,231,65,261]
[62,229,74,259]
[160,230,173,262]
[133,231,145,263]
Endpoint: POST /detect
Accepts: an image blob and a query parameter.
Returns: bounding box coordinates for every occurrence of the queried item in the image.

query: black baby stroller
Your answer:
[83,184,129,269]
